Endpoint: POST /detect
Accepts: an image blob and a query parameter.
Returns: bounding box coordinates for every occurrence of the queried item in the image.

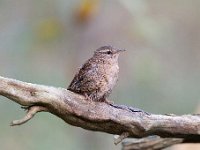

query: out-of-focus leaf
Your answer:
[75,0,99,23]
[35,18,62,42]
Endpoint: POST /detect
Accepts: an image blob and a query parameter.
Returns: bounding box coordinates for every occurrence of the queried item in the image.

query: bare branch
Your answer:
[11,106,47,126]
[122,136,184,150]
[0,76,200,149]
[114,132,130,145]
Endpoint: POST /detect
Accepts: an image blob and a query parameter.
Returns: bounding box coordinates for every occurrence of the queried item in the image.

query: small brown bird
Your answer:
[67,46,125,103]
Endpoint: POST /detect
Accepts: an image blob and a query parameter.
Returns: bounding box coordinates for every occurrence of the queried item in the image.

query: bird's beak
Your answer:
[115,49,126,54]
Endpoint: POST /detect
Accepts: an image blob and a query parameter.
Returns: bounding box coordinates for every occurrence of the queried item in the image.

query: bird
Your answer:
[67,46,125,103]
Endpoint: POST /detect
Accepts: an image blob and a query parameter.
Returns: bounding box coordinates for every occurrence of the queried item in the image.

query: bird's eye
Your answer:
[106,51,112,54]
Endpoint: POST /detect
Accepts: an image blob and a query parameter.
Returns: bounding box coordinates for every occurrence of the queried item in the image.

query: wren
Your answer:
[67,46,125,103]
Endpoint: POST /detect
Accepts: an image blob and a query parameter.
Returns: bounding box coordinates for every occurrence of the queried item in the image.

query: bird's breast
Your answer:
[103,63,119,89]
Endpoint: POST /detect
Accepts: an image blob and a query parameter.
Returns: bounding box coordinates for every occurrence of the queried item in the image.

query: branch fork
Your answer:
[10,106,47,126]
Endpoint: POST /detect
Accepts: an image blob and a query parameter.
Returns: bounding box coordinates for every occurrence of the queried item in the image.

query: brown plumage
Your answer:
[67,46,125,103]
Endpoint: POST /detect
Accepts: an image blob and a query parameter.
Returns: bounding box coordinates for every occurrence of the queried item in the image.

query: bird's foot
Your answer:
[103,98,114,105]
[84,93,93,102]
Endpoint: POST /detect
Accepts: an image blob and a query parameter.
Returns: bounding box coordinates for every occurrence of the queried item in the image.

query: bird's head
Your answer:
[94,46,125,60]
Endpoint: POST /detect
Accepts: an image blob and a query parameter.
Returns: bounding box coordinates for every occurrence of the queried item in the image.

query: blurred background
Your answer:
[0,0,200,150]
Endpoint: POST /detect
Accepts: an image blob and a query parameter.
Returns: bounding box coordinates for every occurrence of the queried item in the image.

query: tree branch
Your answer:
[0,76,200,149]
[11,106,47,126]
[121,136,184,150]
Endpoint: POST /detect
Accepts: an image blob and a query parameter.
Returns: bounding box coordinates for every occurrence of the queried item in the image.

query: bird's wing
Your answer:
[67,59,103,93]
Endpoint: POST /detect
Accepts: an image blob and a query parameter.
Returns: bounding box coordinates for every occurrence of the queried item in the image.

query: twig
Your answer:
[122,136,183,150]
[114,132,130,145]
[11,106,47,126]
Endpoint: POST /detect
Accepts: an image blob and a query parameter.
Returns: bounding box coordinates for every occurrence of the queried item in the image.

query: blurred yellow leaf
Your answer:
[76,0,99,23]
[36,18,62,42]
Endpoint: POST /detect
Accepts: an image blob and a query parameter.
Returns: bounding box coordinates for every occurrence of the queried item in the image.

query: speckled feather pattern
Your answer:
[67,46,121,102]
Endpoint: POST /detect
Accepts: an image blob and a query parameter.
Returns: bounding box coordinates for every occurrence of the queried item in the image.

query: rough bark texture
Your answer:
[122,136,184,150]
[0,76,200,149]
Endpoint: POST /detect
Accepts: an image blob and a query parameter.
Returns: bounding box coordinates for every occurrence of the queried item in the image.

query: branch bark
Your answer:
[0,76,200,149]
[121,136,184,150]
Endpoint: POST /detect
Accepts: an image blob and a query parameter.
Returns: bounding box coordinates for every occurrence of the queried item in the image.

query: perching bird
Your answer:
[67,46,125,103]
